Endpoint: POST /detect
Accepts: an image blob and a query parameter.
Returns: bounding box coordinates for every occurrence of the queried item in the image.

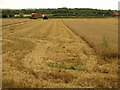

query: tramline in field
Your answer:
[2,18,118,88]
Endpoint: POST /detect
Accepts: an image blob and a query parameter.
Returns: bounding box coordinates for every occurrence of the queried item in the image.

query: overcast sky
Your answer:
[0,0,119,10]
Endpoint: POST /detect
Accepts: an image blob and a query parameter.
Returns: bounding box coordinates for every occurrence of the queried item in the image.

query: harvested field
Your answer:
[2,18,31,26]
[63,18,118,58]
[2,18,118,88]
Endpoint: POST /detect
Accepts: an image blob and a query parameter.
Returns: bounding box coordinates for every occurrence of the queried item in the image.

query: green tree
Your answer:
[9,13,14,17]
[19,13,24,17]
[2,13,8,18]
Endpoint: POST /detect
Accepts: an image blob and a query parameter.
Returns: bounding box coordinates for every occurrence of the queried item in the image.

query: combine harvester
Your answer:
[30,13,37,19]
[30,13,48,20]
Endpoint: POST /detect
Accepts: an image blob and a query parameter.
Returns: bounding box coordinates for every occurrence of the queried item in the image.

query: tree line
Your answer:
[1,8,118,18]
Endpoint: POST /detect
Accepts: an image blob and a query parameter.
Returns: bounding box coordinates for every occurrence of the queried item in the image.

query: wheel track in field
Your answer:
[21,19,98,84]
[3,19,49,39]
[2,19,32,27]
[2,19,118,88]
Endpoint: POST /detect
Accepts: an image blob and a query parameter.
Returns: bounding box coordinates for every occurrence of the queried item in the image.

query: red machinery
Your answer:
[30,13,37,19]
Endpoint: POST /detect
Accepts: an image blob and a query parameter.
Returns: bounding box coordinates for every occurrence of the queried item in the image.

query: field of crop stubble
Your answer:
[2,18,118,88]
[63,18,118,58]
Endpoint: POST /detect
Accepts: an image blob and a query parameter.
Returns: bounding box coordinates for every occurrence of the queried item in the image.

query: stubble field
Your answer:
[2,18,118,88]
[63,18,118,58]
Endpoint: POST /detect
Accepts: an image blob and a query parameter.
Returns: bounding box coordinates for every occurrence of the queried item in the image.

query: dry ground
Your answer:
[63,18,118,58]
[2,18,118,88]
[2,18,30,26]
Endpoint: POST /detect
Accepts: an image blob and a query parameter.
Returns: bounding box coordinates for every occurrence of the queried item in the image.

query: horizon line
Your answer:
[0,7,118,11]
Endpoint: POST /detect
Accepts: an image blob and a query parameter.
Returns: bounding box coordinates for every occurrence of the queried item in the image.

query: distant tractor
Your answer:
[30,13,37,19]
[42,15,48,20]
